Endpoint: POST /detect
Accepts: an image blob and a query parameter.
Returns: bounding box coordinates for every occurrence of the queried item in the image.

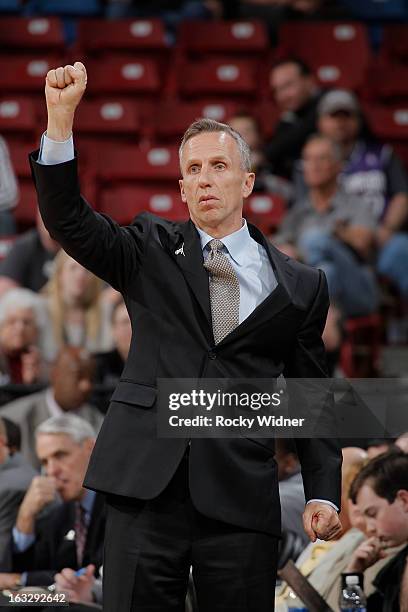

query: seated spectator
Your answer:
[2,417,21,456]
[322,304,343,376]
[349,449,408,612]
[0,417,36,571]
[229,111,293,200]
[366,438,396,460]
[276,438,308,547]
[0,414,105,589]
[275,446,368,611]
[266,58,322,179]
[41,250,113,363]
[275,134,379,317]
[0,347,103,469]
[317,89,408,297]
[92,299,131,413]
[396,432,408,453]
[0,210,59,297]
[0,136,18,237]
[0,288,46,386]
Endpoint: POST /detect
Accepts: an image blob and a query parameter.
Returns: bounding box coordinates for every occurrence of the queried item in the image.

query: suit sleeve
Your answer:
[29,152,151,293]
[284,269,343,509]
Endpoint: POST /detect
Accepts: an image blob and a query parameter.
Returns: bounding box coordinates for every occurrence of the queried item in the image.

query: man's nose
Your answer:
[366,521,377,536]
[198,166,212,187]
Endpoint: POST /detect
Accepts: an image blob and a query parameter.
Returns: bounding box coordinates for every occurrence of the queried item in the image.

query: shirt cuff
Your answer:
[38,132,74,165]
[306,498,339,512]
[12,526,36,552]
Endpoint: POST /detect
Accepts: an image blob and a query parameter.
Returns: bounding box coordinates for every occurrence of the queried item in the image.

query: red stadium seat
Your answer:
[154,99,239,141]
[178,58,258,99]
[364,105,408,142]
[0,97,37,135]
[6,139,36,178]
[254,99,281,140]
[340,314,382,377]
[86,56,161,96]
[244,193,286,234]
[277,22,371,90]
[74,99,140,137]
[179,20,268,57]
[0,17,64,52]
[100,185,187,224]
[0,55,61,93]
[365,62,408,103]
[14,180,38,226]
[382,25,408,63]
[97,144,180,182]
[77,18,167,54]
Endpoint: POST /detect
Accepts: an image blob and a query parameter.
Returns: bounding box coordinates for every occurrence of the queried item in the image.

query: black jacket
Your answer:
[30,153,342,537]
[12,493,106,586]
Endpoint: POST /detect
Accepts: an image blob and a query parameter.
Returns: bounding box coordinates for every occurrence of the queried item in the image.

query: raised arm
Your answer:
[31,62,149,292]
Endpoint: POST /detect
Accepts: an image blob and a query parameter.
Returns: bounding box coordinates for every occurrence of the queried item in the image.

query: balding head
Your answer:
[51,347,95,411]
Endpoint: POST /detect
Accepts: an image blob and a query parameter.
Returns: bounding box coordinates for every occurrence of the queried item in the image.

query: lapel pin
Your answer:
[175,243,185,256]
[64,529,75,541]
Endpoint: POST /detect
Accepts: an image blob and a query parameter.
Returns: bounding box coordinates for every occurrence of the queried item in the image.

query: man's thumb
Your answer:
[73,61,87,76]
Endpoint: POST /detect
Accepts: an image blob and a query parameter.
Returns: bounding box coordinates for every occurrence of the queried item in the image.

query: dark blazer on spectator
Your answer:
[12,493,105,586]
[30,153,342,538]
[0,453,37,571]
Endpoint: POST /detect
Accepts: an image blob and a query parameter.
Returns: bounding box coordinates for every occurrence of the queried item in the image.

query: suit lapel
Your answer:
[165,219,297,346]
[166,220,212,331]
[217,223,296,345]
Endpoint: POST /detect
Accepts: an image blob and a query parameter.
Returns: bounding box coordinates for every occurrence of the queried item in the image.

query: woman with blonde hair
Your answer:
[41,250,113,362]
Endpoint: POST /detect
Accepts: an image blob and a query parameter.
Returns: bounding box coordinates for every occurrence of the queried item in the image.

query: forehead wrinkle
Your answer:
[182,132,240,167]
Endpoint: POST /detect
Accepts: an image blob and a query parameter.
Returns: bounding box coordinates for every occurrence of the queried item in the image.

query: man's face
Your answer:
[52,352,93,411]
[36,433,94,501]
[60,257,93,303]
[179,131,254,235]
[356,483,408,547]
[318,111,360,145]
[302,138,340,189]
[270,63,315,113]
[228,116,260,151]
[0,307,38,354]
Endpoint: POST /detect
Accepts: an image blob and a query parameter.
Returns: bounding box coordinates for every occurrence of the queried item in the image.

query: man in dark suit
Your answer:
[0,418,36,571]
[0,414,105,589]
[29,61,342,611]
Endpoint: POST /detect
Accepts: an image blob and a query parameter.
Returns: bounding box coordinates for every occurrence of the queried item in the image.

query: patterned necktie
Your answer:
[74,502,87,566]
[203,239,240,344]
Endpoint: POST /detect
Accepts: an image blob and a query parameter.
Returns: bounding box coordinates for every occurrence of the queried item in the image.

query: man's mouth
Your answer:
[199,195,219,203]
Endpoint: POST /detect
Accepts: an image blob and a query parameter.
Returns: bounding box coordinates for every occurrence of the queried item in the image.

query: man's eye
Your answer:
[190,166,200,173]
[215,163,226,170]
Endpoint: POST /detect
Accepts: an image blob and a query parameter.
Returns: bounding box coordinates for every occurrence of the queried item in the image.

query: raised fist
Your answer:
[45,61,87,114]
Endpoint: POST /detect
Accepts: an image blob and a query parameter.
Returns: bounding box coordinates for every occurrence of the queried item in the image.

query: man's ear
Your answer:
[179,179,187,203]
[396,489,408,511]
[242,172,255,199]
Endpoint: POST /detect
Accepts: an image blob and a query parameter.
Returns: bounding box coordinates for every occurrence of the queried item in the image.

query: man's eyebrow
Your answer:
[186,155,230,165]
[362,505,377,515]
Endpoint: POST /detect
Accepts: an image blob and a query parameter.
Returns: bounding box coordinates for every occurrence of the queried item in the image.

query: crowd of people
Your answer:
[1,416,408,610]
[0,0,407,610]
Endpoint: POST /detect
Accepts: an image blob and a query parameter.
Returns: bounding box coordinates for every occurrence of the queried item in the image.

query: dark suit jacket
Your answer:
[30,153,342,537]
[12,493,105,586]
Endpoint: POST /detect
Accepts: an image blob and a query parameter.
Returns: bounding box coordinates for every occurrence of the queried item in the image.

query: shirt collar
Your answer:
[45,388,64,418]
[80,489,96,518]
[195,219,250,266]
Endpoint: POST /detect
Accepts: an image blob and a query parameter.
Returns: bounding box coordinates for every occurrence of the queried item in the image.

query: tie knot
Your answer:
[207,239,224,254]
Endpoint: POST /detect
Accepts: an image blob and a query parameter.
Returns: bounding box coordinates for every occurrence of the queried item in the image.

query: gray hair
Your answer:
[0,288,46,330]
[303,133,343,162]
[179,118,252,172]
[35,414,96,444]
